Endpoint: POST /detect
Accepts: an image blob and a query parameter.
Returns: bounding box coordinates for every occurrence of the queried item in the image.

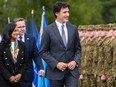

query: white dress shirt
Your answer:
[55,20,68,44]
[18,34,25,42]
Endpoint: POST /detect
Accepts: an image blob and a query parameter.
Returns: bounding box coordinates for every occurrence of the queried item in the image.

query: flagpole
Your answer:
[30,8,41,87]
[31,9,34,15]
[40,6,50,87]
[8,17,10,23]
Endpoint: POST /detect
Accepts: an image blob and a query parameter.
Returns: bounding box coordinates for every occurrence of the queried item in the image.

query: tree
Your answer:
[68,0,104,26]
[0,0,116,33]
[101,0,116,23]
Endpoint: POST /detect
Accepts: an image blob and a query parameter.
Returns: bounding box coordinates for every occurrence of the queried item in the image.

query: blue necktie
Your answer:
[19,36,22,42]
[61,24,66,47]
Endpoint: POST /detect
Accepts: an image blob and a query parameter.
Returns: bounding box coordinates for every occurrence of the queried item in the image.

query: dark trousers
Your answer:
[19,80,32,87]
[49,72,78,87]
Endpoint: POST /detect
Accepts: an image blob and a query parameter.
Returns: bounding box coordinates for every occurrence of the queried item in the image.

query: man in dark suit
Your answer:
[39,1,81,87]
[13,18,44,87]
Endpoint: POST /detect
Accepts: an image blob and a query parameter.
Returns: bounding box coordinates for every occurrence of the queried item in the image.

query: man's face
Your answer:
[112,30,116,37]
[56,7,69,23]
[83,30,88,38]
[15,20,26,35]
[88,30,94,38]
[84,31,90,38]
[106,30,113,37]
[114,30,116,37]
[100,30,107,37]
[95,30,101,38]
[79,30,83,38]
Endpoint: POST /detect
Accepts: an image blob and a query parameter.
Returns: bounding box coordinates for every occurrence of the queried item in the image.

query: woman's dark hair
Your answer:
[53,1,70,18]
[1,22,16,47]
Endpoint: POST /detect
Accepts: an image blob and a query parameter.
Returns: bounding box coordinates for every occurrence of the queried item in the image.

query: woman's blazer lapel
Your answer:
[5,47,14,64]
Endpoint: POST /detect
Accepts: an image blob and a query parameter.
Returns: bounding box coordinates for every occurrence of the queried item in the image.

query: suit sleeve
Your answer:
[73,26,82,65]
[32,37,44,70]
[39,29,59,70]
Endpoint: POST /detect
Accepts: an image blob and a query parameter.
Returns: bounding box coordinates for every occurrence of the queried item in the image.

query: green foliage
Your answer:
[68,0,104,26]
[101,0,116,23]
[0,0,116,33]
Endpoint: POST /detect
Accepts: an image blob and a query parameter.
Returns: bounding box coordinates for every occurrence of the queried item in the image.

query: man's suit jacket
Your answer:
[0,41,27,87]
[24,34,43,81]
[40,22,81,80]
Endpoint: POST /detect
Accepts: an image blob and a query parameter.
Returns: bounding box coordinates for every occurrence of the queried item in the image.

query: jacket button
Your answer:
[4,51,6,54]
[5,58,7,60]
[21,58,23,59]
[22,51,24,53]
[7,64,9,66]
[20,64,22,66]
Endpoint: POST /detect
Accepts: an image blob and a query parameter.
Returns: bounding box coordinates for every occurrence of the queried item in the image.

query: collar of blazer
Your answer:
[4,41,24,64]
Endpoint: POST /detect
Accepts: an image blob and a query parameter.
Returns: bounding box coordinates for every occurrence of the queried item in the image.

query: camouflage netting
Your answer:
[78,23,116,30]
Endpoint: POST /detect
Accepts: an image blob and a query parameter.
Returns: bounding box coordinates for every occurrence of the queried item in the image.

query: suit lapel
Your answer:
[52,22,65,48]
[24,34,30,47]
[66,23,72,48]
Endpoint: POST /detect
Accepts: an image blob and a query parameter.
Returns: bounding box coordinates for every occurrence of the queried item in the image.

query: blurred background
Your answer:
[0,0,116,32]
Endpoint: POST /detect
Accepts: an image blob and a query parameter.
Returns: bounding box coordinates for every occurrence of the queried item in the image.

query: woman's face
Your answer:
[11,27,19,41]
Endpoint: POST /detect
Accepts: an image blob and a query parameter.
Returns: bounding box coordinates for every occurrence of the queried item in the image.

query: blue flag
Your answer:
[25,20,28,34]
[38,6,50,87]
[30,14,39,43]
[30,13,40,87]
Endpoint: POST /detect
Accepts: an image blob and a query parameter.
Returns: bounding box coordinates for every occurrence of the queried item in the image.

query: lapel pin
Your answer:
[27,38,29,40]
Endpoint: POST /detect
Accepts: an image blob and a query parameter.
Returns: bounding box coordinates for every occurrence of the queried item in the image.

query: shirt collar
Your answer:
[18,34,25,42]
[55,20,66,28]
[18,34,24,39]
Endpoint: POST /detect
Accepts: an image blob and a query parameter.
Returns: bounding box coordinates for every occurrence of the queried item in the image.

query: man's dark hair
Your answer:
[53,1,70,18]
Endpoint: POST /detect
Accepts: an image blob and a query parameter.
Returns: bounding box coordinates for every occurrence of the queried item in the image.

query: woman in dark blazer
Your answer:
[0,22,27,87]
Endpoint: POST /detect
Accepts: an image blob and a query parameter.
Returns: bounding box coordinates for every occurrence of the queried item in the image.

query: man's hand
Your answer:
[79,74,84,80]
[39,70,44,77]
[101,74,107,81]
[67,60,77,70]
[56,62,67,71]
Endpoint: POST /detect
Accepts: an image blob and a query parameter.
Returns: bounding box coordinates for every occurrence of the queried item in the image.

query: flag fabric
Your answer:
[39,6,47,42]
[38,6,50,87]
[30,14,39,43]
[30,13,41,87]
[30,7,50,87]
[25,20,28,34]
